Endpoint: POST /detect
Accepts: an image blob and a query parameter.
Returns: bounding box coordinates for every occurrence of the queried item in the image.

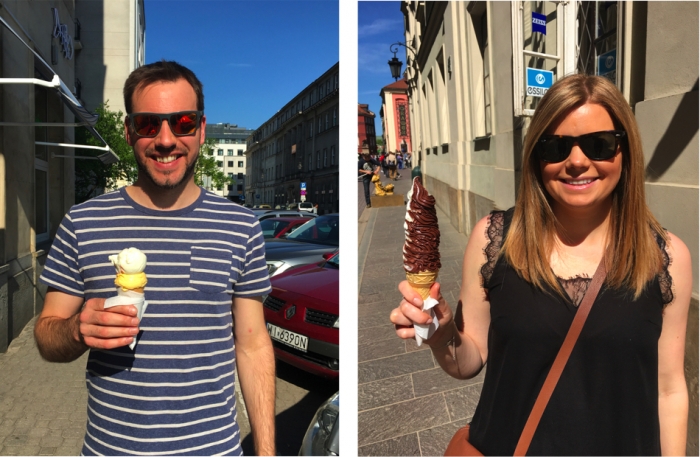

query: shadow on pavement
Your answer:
[241,361,339,456]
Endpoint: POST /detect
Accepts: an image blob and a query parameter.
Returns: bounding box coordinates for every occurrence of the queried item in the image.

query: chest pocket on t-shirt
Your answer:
[189,246,233,294]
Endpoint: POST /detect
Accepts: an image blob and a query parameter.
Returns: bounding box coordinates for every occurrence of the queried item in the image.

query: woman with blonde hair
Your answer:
[390,73,691,455]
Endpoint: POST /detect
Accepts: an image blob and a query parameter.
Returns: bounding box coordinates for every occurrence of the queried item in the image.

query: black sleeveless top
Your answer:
[468,209,673,456]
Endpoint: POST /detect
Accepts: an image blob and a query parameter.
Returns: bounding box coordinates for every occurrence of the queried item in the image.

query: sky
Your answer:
[144,0,339,130]
[357,1,406,136]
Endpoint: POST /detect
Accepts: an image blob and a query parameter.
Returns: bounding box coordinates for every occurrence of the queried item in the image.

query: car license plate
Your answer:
[267,323,308,352]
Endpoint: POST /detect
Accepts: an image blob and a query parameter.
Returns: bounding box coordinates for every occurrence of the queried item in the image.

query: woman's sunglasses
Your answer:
[127,111,203,138]
[534,130,626,163]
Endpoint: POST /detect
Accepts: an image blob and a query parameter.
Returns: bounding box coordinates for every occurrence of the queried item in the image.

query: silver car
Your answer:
[264,214,339,278]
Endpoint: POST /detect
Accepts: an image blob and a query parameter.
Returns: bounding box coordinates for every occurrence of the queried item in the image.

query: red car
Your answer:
[260,216,312,239]
[263,251,339,378]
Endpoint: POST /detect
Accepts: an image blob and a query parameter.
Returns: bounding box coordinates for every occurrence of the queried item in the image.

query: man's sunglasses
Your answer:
[534,130,626,163]
[127,111,203,138]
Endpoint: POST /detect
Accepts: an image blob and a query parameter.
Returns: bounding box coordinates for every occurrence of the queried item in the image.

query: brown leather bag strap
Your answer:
[513,258,608,456]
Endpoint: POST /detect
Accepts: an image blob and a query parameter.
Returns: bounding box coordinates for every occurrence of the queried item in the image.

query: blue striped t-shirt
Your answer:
[40,187,272,456]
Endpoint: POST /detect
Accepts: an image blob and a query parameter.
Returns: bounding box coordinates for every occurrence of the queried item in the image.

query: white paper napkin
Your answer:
[104,289,147,350]
[414,296,440,346]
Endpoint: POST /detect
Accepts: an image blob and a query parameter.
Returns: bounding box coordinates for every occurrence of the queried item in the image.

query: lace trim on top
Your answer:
[654,232,674,305]
[479,211,674,307]
[480,211,505,290]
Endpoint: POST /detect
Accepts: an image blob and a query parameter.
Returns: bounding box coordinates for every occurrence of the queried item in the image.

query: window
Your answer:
[237,185,243,191]
[316,151,321,169]
[238,161,244,167]
[309,122,314,137]
[318,118,322,133]
[228,161,234,167]
[398,103,408,137]
[331,146,335,165]
[333,108,337,126]
[228,173,234,179]
[325,113,329,129]
[323,148,328,167]
[237,173,243,179]
[228,185,233,191]
[227,149,233,156]
[308,154,313,170]
[217,161,223,168]
[238,150,244,156]
[218,149,224,156]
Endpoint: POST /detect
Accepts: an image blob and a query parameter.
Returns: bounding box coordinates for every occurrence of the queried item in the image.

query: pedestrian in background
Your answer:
[397,152,404,170]
[379,151,388,177]
[359,150,380,208]
[391,74,691,455]
[386,150,398,180]
[34,61,277,456]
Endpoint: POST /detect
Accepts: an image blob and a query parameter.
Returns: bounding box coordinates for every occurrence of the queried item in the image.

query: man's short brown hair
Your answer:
[123,60,204,114]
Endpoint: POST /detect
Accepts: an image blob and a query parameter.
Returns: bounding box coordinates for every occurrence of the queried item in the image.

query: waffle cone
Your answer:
[119,286,144,294]
[406,270,438,300]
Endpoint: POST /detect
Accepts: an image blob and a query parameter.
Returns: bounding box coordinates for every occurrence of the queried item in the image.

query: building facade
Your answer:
[75,0,145,115]
[400,2,698,452]
[0,0,143,352]
[246,62,339,215]
[379,78,413,155]
[358,103,378,155]
[204,123,252,203]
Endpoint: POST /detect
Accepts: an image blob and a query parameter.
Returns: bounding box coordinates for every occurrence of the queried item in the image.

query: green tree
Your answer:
[195,137,230,191]
[75,102,136,203]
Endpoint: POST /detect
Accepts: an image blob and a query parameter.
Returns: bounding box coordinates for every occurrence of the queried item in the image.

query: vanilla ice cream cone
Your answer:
[109,248,147,292]
[406,270,438,300]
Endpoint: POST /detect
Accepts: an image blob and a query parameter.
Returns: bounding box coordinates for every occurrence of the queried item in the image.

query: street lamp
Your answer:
[388,42,416,81]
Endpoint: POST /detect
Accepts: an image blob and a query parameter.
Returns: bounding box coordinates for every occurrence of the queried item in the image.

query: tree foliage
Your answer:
[75,102,136,203]
[195,137,230,191]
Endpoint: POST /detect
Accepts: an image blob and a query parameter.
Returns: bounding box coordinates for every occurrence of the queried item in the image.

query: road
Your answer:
[0,317,337,456]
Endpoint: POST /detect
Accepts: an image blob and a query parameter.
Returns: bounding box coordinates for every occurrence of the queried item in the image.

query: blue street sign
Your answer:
[532,12,546,35]
[597,49,616,77]
[300,182,306,189]
[526,68,554,97]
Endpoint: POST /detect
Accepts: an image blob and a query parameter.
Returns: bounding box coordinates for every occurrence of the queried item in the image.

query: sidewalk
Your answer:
[0,317,87,455]
[357,173,484,456]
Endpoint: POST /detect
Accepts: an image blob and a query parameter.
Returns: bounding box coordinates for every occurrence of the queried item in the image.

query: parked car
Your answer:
[260,217,311,239]
[299,392,339,456]
[252,209,318,222]
[264,214,339,278]
[298,202,316,213]
[263,251,339,378]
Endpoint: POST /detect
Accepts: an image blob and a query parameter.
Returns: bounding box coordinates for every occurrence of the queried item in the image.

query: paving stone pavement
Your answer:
[0,317,336,456]
[357,174,483,456]
[0,317,87,456]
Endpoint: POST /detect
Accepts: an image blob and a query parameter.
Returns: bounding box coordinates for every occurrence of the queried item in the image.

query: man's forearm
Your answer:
[34,313,88,363]
[236,336,276,455]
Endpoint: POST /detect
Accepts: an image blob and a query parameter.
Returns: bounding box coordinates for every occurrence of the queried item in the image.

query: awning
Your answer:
[0,13,118,165]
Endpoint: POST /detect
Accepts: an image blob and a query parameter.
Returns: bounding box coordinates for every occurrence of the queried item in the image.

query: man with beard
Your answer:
[34,61,276,456]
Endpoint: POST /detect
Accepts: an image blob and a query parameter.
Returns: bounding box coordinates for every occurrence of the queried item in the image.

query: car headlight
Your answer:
[299,392,339,456]
[333,317,339,329]
[267,261,285,277]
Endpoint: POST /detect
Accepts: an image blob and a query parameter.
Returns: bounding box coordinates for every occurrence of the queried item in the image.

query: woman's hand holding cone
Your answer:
[390,281,455,347]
